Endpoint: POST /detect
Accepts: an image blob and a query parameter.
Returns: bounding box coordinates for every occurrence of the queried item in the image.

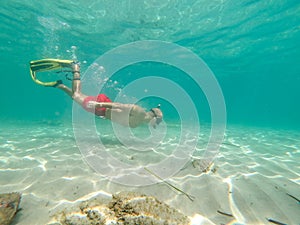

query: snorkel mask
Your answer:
[150,104,163,128]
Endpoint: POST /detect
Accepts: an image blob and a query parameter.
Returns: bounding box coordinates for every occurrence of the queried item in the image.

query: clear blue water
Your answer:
[0,0,299,128]
[0,1,300,224]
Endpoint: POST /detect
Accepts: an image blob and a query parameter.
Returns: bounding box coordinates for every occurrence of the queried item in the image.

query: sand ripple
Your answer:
[0,123,299,224]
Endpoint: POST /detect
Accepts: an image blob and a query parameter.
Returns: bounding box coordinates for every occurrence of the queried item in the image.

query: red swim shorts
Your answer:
[82,94,112,116]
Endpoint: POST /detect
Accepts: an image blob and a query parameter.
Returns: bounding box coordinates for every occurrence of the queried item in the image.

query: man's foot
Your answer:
[52,80,63,88]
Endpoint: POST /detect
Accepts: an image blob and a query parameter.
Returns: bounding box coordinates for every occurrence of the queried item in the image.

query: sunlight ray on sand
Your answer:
[0,123,299,224]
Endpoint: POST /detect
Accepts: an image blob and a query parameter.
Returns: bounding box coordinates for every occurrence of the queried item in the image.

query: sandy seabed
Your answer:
[0,121,299,225]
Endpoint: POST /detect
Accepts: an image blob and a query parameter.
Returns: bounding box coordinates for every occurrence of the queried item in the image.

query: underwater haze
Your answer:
[0,0,299,128]
[1,1,300,225]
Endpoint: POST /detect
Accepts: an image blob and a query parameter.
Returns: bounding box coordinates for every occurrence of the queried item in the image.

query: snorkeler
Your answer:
[29,59,163,128]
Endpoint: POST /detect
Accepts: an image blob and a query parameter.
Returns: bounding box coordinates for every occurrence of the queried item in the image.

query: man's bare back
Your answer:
[87,102,162,128]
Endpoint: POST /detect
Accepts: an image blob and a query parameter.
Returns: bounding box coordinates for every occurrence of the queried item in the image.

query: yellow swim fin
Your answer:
[29,58,74,87]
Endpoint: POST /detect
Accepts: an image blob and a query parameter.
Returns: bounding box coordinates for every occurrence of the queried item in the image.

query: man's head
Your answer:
[149,104,163,128]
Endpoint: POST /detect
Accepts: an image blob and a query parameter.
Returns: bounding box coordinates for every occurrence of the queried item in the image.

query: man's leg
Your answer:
[56,83,72,97]
[71,62,87,105]
[56,62,87,105]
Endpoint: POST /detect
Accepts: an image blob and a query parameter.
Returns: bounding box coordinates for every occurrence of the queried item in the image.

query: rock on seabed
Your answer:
[50,191,190,225]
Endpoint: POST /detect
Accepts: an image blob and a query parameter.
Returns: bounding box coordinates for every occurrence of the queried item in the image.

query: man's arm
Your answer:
[86,101,133,110]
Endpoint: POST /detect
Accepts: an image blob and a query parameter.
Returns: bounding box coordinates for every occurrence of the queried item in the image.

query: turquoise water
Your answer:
[1,1,300,225]
[0,0,299,127]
